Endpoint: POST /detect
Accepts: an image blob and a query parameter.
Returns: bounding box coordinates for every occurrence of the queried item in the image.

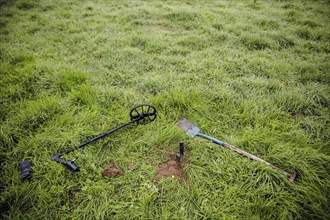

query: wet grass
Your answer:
[0,0,329,219]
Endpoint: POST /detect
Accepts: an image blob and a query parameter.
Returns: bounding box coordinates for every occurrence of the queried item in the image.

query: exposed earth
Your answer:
[102,149,188,180]
[102,163,123,177]
[155,160,185,181]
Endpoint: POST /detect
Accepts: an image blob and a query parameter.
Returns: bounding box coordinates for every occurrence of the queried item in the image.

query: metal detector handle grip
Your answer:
[66,161,79,171]
[52,154,79,171]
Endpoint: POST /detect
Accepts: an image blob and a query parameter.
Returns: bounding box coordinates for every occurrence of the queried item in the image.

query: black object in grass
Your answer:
[176,142,185,163]
[19,160,32,180]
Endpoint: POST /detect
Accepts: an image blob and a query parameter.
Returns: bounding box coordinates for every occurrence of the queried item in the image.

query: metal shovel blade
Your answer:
[176,118,200,137]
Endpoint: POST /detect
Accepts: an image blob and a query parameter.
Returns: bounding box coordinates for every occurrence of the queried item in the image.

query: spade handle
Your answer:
[196,133,296,182]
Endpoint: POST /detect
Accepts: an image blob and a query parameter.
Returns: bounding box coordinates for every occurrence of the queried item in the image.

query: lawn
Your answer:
[0,0,329,219]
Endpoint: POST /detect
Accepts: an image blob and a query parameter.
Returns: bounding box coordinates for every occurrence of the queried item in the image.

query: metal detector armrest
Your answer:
[52,153,79,171]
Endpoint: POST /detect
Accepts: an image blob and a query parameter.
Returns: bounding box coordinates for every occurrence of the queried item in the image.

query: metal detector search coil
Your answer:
[51,104,157,172]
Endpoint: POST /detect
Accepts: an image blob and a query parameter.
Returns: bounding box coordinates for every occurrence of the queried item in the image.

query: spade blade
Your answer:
[176,118,200,137]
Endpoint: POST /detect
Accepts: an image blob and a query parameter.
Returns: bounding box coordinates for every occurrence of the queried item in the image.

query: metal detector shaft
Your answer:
[62,118,139,155]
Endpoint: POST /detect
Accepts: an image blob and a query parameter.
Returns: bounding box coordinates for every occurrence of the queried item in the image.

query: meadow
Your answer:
[0,0,329,219]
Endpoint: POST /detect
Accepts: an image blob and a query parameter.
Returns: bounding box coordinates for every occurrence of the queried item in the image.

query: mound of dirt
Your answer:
[155,160,185,181]
[102,163,123,177]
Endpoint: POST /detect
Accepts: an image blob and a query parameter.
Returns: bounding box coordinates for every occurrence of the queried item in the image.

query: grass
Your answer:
[0,0,329,219]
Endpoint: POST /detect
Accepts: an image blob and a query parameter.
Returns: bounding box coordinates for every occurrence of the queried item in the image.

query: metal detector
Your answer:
[19,104,157,179]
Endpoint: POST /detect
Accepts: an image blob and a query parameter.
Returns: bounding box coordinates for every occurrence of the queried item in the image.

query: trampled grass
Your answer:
[0,0,329,219]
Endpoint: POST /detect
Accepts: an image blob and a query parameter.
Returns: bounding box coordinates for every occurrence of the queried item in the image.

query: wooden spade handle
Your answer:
[196,133,296,182]
[223,143,296,181]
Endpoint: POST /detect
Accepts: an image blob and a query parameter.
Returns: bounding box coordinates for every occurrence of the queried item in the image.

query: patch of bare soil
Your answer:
[155,160,186,181]
[102,163,123,177]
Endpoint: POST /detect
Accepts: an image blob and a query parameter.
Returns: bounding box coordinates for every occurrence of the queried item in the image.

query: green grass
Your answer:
[1,0,329,219]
